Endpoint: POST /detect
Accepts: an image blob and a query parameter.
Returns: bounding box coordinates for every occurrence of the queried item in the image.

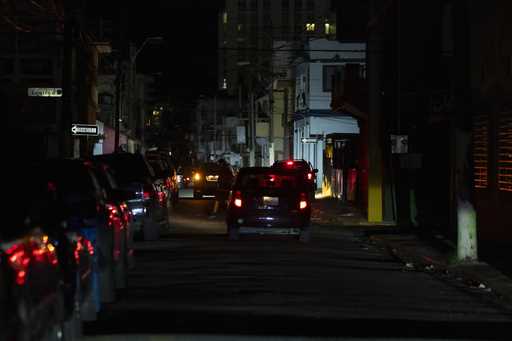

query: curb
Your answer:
[368,234,512,310]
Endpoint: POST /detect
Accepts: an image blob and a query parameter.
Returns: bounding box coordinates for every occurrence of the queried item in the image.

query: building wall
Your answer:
[293,116,360,190]
[219,0,337,95]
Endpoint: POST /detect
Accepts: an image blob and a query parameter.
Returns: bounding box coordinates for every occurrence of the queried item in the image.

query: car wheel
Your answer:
[114,230,127,289]
[99,248,116,304]
[60,286,82,341]
[227,225,240,241]
[143,215,160,241]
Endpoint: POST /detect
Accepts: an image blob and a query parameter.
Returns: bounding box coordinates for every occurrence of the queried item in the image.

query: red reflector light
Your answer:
[299,193,308,210]
[233,191,242,208]
[143,191,150,200]
[307,172,313,180]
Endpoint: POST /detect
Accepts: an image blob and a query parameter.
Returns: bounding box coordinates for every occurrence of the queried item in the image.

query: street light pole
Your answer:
[120,36,163,154]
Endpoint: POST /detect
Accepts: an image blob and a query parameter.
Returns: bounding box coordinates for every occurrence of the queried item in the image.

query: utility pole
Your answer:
[213,95,217,160]
[452,1,477,262]
[61,0,75,158]
[249,92,256,166]
[114,57,122,152]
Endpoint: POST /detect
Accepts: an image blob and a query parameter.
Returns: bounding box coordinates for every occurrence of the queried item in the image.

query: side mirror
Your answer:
[313,169,319,173]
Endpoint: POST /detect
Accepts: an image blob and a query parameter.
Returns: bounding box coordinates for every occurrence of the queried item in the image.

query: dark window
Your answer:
[263,0,271,10]
[238,0,246,10]
[20,59,52,75]
[282,0,289,10]
[295,0,302,11]
[307,0,314,11]
[249,0,257,10]
[99,93,114,105]
[0,58,14,75]
[323,65,344,91]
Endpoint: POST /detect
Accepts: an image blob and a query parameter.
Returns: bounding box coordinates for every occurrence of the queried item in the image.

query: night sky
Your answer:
[89,0,223,102]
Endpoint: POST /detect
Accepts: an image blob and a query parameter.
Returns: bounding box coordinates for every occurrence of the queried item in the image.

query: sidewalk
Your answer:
[311,198,394,227]
[312,198,512,308]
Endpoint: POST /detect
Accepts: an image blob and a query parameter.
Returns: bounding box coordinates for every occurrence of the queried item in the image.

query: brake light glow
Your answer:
[6,244,31,285]
[233,191,242,208]
[307,172,313,180]
[157,191,166,205]
[299,193,308,210]
[286,160,294,166]
[194,173,202,181]
[143,191,150,200]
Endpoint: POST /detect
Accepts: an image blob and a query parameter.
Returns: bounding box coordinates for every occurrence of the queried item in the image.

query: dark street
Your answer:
[83,195,512,339]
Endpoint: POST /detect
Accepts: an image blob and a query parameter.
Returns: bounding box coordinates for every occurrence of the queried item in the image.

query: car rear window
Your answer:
[237,170,302,191]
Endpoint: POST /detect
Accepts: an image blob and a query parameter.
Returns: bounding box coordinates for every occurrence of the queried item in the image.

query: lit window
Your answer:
[325,22,336,35]
[223,12,228,24]
[305,23,315,31]
[222,78,228,90]
[498,111,512,192]
[473,115,489,189]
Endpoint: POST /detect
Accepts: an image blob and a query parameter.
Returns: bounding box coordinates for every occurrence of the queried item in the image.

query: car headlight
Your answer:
[194,173,202,181]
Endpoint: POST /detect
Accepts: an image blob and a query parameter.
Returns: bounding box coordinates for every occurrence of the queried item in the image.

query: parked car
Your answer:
[193,161,235,199]
[226,167,312,242]
[37,159,118,305]
[146,152,179,207]
[0,227,66,341]
[88,161,136,289]
[271,159,318,195]
[94,153,169,241]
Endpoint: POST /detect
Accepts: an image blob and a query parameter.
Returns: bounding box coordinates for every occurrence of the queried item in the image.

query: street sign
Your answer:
[28,88,63,97]
[301,138,318,143]
[71,124,99,136]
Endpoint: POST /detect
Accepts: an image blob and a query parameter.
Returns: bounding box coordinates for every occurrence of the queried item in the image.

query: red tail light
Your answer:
[286,160,294,166]
[157,191,166,205]
[106,203,121,228]
[74,237,95,265]
[143,183,154,200]
[232,191,242,208]
[5,243,31,285]
[307,172,313,180]
[120,202,131,225]
[299,193,308,210]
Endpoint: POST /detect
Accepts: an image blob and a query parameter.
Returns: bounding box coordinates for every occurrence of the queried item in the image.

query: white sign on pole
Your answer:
[71,124,99,136]
[28,88,63,97]
[301,137,318,143]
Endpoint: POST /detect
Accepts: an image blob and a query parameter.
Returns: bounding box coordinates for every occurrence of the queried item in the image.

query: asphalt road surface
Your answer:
[84,197,512,340]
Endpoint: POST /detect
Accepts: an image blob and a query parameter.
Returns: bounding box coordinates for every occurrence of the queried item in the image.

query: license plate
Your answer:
[263,196,279,206]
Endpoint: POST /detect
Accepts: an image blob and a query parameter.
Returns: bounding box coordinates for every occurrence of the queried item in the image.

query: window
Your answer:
[305,22,315,32]
[325,22,336,35]
[472,115,489,189]
[295,0,302,11]
[99,93,114,105]
[222,11,228,24]
[263,0,271,11]
[498,111,512,192]
[0,58,13,75]
[20,59,52,75]
[238,0,246,10]
[323,65,343,91]
[249,0,257,10]
[282,0,289,10]
[221,78,228,90]
[306,0,314,11]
